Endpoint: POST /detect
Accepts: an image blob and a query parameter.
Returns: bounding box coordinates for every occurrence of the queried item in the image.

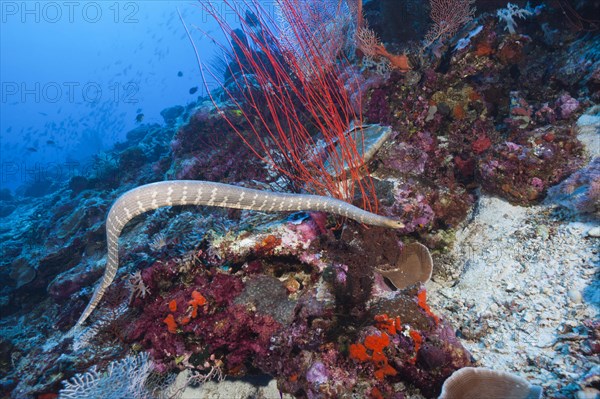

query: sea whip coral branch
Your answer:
[194,0,380,210]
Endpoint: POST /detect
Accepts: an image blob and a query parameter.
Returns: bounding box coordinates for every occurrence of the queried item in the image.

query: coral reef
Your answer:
[0,1,598,398]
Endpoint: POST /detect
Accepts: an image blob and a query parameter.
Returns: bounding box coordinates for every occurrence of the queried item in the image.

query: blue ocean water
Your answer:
[0,1,258,194]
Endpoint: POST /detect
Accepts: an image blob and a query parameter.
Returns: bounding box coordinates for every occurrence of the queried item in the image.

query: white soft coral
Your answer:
[127,270,150,301]
[497,3,533,34]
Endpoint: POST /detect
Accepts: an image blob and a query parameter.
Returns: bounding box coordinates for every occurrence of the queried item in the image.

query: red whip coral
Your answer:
[194,0,381,211]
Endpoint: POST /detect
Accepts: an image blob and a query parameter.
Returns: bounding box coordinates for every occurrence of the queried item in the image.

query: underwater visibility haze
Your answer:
[0,0,599,398]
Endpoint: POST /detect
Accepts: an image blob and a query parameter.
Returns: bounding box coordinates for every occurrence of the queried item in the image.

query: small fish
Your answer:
[6,127,11,133]
[135,113,144,123]
[177,71,183,77]
[189,87,198,94]
[26,147,38,152]
[136,108,142,114]
[39,112,48,116]
[46,140,56,146]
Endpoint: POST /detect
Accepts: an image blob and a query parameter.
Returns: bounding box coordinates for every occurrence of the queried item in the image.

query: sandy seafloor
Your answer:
[174,113,600,399]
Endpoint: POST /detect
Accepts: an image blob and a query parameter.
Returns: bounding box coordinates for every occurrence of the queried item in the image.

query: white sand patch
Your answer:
[576,105,599,158]
[428,194,598,396]
[181,376,292,399]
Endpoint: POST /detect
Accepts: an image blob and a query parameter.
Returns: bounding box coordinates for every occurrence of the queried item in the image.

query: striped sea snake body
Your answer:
[75,180,404,327]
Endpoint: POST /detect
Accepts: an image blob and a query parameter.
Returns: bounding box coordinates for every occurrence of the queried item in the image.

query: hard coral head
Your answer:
[377,242,433,290]
[439,367,543,399]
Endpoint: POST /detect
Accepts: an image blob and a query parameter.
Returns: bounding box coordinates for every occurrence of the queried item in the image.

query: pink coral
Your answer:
[556,93,580,119]
[531,177,544,191]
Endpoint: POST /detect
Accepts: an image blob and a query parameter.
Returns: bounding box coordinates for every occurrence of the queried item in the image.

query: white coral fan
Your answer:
[60,353,157,399]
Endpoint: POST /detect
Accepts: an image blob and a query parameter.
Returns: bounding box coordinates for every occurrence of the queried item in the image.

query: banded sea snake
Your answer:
[75,180,404,328]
